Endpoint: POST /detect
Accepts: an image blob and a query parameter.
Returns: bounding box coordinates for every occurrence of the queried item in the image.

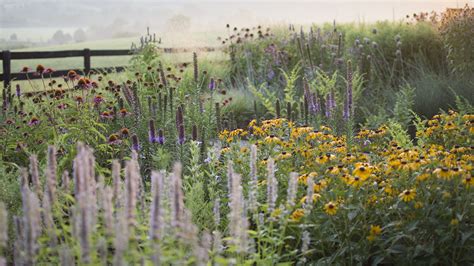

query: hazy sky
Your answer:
[1,0,472,41]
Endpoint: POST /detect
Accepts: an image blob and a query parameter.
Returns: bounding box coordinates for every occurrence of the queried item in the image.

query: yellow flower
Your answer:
[290,209,305,222]
[264,135,280,144]
[370,225,382,236]
[414,201,423,209]
[443,122,457,130]
[353,164,372,180]
[271,208,282,218]
[316,153,335,164]
[399,189,416,202]
[276,151,292,160]
[219,129,229,140]
[349,176,363,187]
[326,166,341,175]
[313,179,328,192]
[324,201,338,216]
[416,172,430,182]
[367,234,377,242]
[299,193,321,204]
[248,119,257,127]
[462,175,474,187]
[433,167,453,180]
[450,218,459,226]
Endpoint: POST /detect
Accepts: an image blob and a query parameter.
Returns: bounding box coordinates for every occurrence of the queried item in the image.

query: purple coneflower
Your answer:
[36,64,46,75]
[28,116,40,126]
[108,134,122,145]
[93,95,104,105]
[120,128,129,138]
[20,66,31,73]
[78,77,93,89]
[100,111,113,119]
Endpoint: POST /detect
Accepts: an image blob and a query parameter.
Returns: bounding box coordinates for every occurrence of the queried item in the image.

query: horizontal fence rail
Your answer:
[0,46,222,89]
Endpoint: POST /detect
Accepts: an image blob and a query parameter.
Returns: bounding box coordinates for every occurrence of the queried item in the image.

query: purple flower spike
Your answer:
[16,84,21,97]
[176,106,185,145]
[131,134,140,151]
[149,119,157,143]
[157,129,165,145]
[208,78,215,91]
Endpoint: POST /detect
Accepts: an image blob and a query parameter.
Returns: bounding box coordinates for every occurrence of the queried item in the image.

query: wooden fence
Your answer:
[0,46,220,89]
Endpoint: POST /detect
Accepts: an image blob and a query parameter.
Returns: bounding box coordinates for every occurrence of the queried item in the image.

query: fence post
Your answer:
[2,50,11,90]
[83,48,91,75]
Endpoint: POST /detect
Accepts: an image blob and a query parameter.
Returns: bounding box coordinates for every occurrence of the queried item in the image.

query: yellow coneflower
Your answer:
[462,175,474,187]
[349,176,363,187]
[299,193,321,204]
[443,122,457,130]
[414,201,423,209]
[316,153,335,164]
[370,225,382,235]
[290,209,305,222]
[433,167,453,180]
[324,201,338,216]
[313,179,328,192]
[276,151,292,160]
[264,135,280,144]
[399,189,416,202]
[416,172,430,182]
[326,166,340,175]
[353,164,372,180]
[218,129,229,140]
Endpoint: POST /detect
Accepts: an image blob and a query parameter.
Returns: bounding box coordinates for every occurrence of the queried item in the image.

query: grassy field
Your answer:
[1,31,226,74]
[2,32,228,92]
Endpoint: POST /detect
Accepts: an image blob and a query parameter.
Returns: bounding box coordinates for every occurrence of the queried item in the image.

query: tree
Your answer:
[73,29,87,43]
[51,30,66,44]
[9,33,17,41]
[165,14,191,32]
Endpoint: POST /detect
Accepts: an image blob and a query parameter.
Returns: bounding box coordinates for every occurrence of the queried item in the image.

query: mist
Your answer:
[0,0,471,49]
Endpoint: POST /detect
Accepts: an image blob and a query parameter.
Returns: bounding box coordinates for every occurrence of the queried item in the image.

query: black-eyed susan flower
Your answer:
[290,208,305,222]
[299,193,321,204]
[349,176,363,187]
[276,151,292,160]
[399,189,416,202]
[324,201,338,216]
[433,167,453,180]
[369,225,382,235]
[313,179,328,192]
[264,135,280,144]
[353,164,372,180]
[462,175,473,187]
[367,225,382,241]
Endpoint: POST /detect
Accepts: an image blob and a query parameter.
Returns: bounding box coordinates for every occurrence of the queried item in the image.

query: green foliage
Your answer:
[248,80,277,116]
[392,83,415,129]
[281,64,301,106]
[387,120,412,148]
[440,6,474,77]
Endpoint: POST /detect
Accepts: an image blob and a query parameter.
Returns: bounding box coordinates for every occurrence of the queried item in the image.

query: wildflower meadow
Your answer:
[0,4,473,266]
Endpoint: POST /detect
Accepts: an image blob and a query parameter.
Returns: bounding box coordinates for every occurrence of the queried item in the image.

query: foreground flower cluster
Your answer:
[1,110,471,265]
